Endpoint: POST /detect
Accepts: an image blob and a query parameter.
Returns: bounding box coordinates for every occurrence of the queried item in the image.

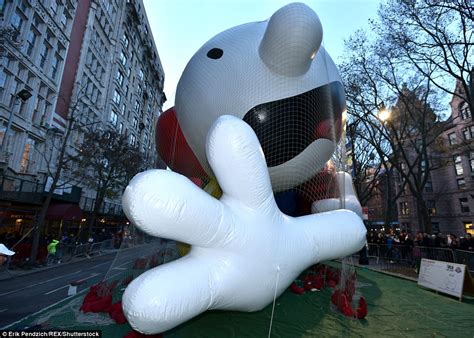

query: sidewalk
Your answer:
[0,240,161,280]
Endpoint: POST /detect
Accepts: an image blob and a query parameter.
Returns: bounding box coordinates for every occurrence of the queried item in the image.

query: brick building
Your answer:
[396,81,474,236]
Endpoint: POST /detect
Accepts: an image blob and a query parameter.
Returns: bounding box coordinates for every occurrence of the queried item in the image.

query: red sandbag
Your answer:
[331,289,342,305]
[81,295,112,313]
[109,301,127,324]
[337,292,354,317]
[290,282,305,295]
[313,276,324,290]
[356,297,368,319]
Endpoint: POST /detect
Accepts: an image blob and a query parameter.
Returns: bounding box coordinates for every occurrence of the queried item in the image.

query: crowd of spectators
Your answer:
[367,229,474,252]
[0,227,125,267]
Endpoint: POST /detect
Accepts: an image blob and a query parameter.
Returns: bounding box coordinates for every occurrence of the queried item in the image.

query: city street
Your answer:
[0,243,160,329]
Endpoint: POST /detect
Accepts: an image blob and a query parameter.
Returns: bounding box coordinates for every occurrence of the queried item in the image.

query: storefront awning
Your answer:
[46,203,82,221]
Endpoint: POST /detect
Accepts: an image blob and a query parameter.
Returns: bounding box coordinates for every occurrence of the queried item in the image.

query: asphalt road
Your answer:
[0,243,162,329]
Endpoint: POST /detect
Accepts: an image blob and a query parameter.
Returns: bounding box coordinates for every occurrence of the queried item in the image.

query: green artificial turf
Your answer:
[11,263,474,338]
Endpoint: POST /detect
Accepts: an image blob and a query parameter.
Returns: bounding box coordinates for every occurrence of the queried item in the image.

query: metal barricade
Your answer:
[367,243,379,263]
[417,246,455,263]
[378,244,414,265]
[88,242,103,255]
[100,239,113,251]
[72,243,90,257]
[455,249,474,273]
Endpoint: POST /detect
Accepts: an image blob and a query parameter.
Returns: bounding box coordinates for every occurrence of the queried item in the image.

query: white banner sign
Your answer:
[417,258,466,298]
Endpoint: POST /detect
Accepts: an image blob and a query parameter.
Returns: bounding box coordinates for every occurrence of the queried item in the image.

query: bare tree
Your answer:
[340,29,451,233]
[73,129,143,238]
[28,88,99,264]
[375,0,473,115]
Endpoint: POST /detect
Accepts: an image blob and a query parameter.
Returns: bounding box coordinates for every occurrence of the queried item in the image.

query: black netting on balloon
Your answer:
[243,82,345,167]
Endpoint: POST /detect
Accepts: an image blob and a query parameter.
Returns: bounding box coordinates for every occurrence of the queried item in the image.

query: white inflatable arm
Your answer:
[122,116,366,334]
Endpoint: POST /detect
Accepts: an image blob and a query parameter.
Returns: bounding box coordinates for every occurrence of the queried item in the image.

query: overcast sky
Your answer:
[142,0,381,110]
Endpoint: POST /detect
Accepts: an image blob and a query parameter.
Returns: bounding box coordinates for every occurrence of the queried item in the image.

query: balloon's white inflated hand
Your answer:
[311,172,364,219]
[122,115,366,334]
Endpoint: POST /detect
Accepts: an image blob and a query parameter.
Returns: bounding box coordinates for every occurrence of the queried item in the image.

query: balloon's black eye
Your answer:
[207,48,223,59]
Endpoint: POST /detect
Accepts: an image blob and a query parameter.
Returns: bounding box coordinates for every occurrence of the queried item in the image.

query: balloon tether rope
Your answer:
[267,266,281,338]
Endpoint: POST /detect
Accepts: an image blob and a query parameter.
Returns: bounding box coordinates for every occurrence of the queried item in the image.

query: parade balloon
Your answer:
[125,2,365,334]
[123,116,366,334]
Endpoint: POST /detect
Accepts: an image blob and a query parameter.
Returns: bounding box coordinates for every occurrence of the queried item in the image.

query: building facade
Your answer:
[0,0,165,236]
[395,81,474,236]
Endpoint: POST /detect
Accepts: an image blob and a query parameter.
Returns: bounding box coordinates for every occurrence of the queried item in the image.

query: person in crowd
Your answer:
[414,232,423,246]
[447,234,459,249]
[47,239,59,266]
[399,230,406,245]
[467,233,474,251]
[459,234,473,251]
[376,232,385,245]
[0,243,15,267]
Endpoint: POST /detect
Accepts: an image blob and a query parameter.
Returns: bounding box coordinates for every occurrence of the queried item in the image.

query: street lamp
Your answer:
[1,88,32,156]
[378,106,391,123]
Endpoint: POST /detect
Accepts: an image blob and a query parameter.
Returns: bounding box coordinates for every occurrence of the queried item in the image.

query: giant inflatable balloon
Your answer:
[125,3,366,334]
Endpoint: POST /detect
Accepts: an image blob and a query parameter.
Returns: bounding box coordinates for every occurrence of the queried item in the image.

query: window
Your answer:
[129,134,136,146]
[39,41,50,68]
[134,100,140,112]
[460,198,470,213]
[50,0,58,14]
[464,222,474,235]
[60,12,68,27]
[463,127,471,140]
[421,159,427,172]
[133,117,138,129]
[139,69,144,81]
[400,202,409,215]
[11,11,23,31]
[448,132,457,145]
[454,155,463,176]
[464,126,474,140]
[20,138,34,173]
[425,181,433,192]
[109,110,118,126]
[457,178,466,189]
[118,122,124,134]
[432,222,440,233]
[25,30,37,56]
[112,89,121,104]
[427,200,436,215]
[19,1,28,13]
[51,54,60,79]
[460,102,471,120]
[470,151,474,172]
[0,70,6,100]
[32,97,42,124]
[116,70,124,86]
[120,103,126,115]
[123,33,129,48]
[119,51,127,66]
[33,14,42,29]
